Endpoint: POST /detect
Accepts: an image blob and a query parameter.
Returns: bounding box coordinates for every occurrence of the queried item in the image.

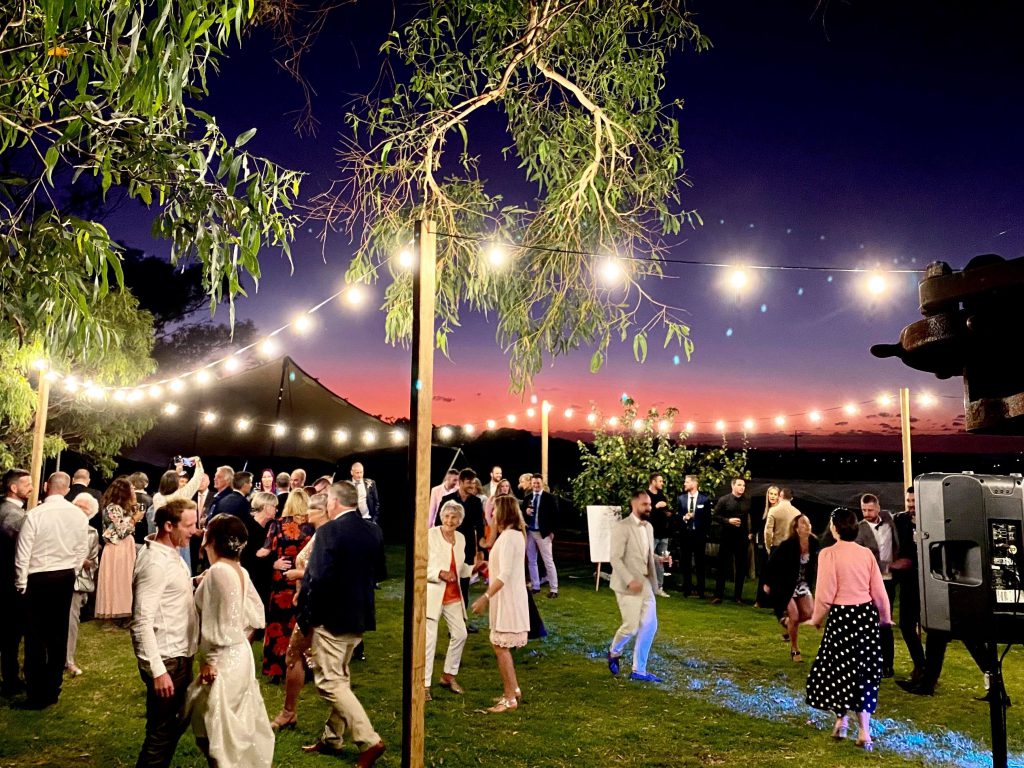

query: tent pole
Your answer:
[402,219,434,768]
[270,357,288,457]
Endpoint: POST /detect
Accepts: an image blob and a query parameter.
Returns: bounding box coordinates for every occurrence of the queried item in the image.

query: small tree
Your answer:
[572,398,748,514]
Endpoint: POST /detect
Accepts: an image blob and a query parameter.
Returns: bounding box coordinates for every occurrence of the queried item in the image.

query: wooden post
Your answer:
[402,219,435,768]
[541,400,550,484]
[595,562,601,591]
[28,372,51,510]
[899,387,913,493]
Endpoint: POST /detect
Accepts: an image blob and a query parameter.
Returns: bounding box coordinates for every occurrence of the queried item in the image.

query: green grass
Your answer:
[1,548,1020,767]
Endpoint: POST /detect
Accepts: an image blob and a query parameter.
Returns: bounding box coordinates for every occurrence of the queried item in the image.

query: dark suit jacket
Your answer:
[521,491,558,538]
[212,489,248,520]
[356,479,380,522]
[676,492,712,536]
[765,534,820,619]
[297,511,383,636]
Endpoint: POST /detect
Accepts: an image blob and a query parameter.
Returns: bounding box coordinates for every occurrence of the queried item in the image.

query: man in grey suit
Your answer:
[607,490,667,682]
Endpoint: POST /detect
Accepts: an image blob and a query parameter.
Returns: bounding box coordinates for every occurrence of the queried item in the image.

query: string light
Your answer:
[542,401,552,414]
[272,424,288,437]
[843,403,858,416]
[866,271,887,296]
[486,245,507,268]
[162,403,179,416]
[808,410,822,423]
[598,257,624,286]
[632,418,644,431]
[202,411,218,425]
[223,357,240,373]
[345,286,365,306]
[261,339,279,357]
[507,414,517,424]
[148,385,162,399]
[391,428,405,443]
[334,429,349,443]
[530,395,538,404]
[607,416,619,427]
[195,369,211,385]
[742,418,754,431]
[774,415,786,428]
[657,419,670,433]
[684,421,695,432]
[32,358,49,371]
[526,407,536,418]
[439,426,454,440]
[293,314,312,333]
[236,417,251,432]
[586,413,597,425]
[301,426,317,441]
[728,267,749,290]
[877,394,893,407]
[463,423,475,435]
[564,408,574,419]
[486,419,497,429]
[398,249,415,269]
[113,390,127,402]
[714,419,726,432]
[64,376,79,393]
[918,392,937,407]
[169,379,185,393]
[362,429,377,444]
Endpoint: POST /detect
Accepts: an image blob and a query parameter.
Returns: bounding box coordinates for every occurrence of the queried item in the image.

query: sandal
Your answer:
[856,736,873,751]
[487,696,519,713]
[791,649,803,663]
[270,709,297,732]
[831,716,848,740]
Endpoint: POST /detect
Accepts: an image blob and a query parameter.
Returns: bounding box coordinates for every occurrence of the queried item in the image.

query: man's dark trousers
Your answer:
[23,569,74,705]
[136,656,193,768]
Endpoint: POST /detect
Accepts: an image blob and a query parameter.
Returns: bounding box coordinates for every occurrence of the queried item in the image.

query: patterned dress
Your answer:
[95,504,137,619]
[261,517,314,679]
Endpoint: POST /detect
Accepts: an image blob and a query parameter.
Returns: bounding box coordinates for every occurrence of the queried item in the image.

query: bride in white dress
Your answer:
[187,513,275,768]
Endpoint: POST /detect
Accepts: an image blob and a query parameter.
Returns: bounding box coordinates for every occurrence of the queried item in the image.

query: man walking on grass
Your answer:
[607,490,667,683]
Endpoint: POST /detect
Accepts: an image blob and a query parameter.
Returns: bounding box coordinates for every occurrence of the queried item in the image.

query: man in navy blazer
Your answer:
[675,474,712,598]
[292,481,385,766]
[521,473,560,598]
[212,471,252,520]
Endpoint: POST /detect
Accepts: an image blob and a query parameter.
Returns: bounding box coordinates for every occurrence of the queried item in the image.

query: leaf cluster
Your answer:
[0,0,303,355]
[313,0,710,391]
[571,397,748,513]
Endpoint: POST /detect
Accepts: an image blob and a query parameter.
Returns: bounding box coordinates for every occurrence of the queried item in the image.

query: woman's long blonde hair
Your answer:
[284,488,310,521]
[493,495,526,537]
[763,485,780,520]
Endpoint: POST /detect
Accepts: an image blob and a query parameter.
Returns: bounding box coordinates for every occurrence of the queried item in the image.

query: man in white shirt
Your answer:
[428,469,460,528]
[131,498,199,768]
[13,471,89,708]
[350,462,379,522]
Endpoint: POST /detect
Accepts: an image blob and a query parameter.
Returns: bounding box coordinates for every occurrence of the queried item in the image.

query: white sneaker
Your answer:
[655,588,670,598]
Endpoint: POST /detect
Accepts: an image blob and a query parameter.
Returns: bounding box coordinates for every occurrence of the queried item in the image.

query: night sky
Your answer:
[107,1,1024,451]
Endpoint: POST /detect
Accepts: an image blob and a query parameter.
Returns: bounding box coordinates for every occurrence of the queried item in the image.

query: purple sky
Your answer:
[106,1,1024,450]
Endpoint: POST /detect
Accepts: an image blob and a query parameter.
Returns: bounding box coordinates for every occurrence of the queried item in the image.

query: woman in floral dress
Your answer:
[259,489,312,681]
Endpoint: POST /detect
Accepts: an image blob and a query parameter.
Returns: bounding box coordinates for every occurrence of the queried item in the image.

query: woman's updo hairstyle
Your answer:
[831,507,860,542]
[205,513,248,560]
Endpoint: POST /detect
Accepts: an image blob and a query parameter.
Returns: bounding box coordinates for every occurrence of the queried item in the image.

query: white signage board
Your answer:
[587,505,624,564]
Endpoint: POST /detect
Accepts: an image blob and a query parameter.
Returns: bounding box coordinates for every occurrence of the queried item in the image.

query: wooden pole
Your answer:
[402,219,435,768]
[27,373,51,511]
[541,400,550,484]
[899,387,913,493]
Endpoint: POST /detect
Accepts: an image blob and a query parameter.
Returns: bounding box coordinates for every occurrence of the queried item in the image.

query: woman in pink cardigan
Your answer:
[806,507,892,751]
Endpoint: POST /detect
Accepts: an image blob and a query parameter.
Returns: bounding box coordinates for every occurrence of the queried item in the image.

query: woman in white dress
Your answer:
[471,495,530,713]
[187,513,275,768]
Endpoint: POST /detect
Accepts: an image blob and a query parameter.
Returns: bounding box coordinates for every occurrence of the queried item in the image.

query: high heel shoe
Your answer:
[855,736,873,751]
[270,709,297,732]
[831,716,848,740]
[487,696,519,713]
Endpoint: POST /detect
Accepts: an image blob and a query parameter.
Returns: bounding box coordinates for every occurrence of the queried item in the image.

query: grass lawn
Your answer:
[1,547,1020,768]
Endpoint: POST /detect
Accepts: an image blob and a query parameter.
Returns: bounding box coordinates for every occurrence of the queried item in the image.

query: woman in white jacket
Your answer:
[425,500,479,700]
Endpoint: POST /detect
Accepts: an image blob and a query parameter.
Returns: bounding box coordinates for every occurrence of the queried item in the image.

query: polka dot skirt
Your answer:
[805,602,882,716]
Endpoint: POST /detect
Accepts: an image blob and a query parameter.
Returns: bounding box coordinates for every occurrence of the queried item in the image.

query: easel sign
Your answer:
[587,505,623,591]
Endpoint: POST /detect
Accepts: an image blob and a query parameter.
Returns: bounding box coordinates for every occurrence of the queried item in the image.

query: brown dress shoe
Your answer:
[357,740,386,767]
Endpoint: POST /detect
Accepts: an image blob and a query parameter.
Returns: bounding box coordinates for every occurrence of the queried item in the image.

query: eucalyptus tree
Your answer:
[0,0,303,359]
[313,0,710,390]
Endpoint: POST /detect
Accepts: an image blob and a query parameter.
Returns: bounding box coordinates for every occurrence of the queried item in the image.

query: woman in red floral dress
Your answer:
[259,490,313,681]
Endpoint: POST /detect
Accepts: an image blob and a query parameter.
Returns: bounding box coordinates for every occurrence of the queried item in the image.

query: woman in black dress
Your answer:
[765,514,819,662]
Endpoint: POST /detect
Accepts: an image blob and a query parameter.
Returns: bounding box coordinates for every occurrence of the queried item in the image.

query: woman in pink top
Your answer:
[805,507,892,751]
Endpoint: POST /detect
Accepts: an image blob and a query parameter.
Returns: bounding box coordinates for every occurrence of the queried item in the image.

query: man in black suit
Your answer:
[521,473,560,598]
[712,477,751,604]
[350,463,379,523]
[291,481,385,766]
[676,473,713,598]
[66,469,103,534]
[438,469,486,609]
[211,471,251,520]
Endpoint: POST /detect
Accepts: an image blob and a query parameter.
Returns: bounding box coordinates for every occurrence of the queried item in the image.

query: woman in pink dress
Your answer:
[471,495,529,713]
[806,507,892,750]
[94,477,141,621]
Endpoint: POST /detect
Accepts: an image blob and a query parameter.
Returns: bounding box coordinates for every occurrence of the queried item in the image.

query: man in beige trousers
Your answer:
[607,490,667,683]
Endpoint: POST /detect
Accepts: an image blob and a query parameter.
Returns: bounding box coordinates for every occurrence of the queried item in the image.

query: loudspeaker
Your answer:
[916,472,1024,642]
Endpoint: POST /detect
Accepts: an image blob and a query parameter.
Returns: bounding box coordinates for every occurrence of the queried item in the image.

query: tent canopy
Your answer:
[128,356,391,466]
